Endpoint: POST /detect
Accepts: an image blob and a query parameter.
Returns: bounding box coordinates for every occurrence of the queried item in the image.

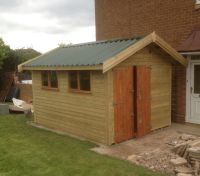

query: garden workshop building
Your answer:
[19,32,187,145]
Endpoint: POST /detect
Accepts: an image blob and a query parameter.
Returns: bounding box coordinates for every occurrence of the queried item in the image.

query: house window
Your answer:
[69,71,91,92]
[41,71,58,89]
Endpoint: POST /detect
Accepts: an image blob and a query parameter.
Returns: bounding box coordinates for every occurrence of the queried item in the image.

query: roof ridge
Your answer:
[62,36,143,48]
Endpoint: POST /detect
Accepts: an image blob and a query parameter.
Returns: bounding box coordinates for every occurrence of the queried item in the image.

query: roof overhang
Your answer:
[18,32,187,73]
[102,32,188,73]
[21,65,103,71]
[179,51,200,56]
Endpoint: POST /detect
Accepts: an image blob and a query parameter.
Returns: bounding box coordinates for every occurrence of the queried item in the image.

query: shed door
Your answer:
[113,66,134,143]
[135,66,151,137]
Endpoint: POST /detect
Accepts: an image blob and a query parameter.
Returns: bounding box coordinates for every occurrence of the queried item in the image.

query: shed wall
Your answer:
[114,46,172,130]
[32,71,109,144]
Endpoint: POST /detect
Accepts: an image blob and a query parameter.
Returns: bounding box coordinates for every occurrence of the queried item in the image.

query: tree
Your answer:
[14,48,41,64]
[0,38,41,88]
[0,38,10,69]
[2,48,41,72]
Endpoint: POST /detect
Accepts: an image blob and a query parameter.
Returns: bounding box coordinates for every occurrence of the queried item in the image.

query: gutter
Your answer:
[179,51,200,56]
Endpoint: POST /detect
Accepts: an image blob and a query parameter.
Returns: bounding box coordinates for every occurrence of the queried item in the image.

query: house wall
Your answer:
[95,0,197,123]
[32,71,111,145]
[95,0,200,48]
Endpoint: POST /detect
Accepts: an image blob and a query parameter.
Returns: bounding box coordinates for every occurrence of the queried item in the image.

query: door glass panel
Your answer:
[194,65,200,94]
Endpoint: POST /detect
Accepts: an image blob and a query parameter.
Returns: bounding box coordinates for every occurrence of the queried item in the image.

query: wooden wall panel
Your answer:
[116,45,172,130]
[135,66,151,137]
[32,71,109,144]
[113,66,134,143]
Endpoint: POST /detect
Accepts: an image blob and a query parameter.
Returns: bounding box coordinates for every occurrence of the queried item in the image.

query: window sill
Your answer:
[42,87,59,91]
[68,89,92,94]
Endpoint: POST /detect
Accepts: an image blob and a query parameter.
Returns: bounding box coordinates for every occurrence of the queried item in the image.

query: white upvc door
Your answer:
[189,62,200,124]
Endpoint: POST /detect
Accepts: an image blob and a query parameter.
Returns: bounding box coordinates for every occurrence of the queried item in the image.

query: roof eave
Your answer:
[154,35,188,66]
[179,51,200,55]
[18,47,59,72]
[102,32,188,73]
[21,64,103,71]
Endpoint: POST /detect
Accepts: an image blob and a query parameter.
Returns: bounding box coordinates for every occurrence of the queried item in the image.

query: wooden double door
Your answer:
[113,66,151,143]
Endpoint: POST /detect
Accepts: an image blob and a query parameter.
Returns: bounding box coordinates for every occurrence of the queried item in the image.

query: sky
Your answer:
[0,0,96,53]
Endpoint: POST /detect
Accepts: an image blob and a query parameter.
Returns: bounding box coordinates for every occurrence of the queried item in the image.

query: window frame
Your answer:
[68,71,91,94]
[41,71,59,90]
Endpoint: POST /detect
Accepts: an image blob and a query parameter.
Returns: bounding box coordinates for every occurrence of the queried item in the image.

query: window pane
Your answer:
[69,71,78,89]
[194,65,200,94]
[50,71,58,88]
[42,71,48,86]
[80,71,91,91]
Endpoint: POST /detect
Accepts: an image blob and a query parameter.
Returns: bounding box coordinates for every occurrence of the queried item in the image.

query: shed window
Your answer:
[69,71,91,92]
[42,71,48,87]
[41,71,58,89]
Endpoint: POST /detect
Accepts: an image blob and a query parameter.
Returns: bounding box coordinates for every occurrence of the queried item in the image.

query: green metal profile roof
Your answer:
[24,37,143,67]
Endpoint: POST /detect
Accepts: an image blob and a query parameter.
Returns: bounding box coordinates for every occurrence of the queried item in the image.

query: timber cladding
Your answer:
[115,46,172,130]
[32,71,110,144]
[31,45,174,145]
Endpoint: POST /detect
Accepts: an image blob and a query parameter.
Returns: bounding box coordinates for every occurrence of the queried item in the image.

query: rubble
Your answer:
[171,134,200,176]
[93,129,200,175]
[170,157,187,166]
[128,134,200,175]
[176,174,193,176]
[175,166,193,174]
[128,149,177,174]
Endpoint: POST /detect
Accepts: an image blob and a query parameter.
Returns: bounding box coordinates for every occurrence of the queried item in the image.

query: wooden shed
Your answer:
[18,32,187,145]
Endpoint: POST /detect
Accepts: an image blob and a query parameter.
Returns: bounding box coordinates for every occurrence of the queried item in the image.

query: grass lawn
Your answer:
[0,115,167,176]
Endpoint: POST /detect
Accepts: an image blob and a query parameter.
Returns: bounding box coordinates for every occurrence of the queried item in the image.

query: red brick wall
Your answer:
[172,65,186,123]
[95,0,200,48]
[95,0,200,123]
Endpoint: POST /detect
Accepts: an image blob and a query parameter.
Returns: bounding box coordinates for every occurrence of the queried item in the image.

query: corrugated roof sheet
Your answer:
[24,37,142,67]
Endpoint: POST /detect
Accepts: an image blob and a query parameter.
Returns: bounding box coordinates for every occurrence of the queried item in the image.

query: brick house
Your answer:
[95,0,200,124]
